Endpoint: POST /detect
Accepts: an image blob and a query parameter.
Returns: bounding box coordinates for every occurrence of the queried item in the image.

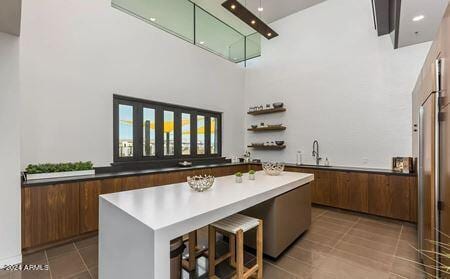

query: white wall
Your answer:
[19,0,246,168]
[0,32,21,265]
[244,0,431,169]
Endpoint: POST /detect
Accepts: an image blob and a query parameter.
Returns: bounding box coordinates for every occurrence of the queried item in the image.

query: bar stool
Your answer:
[182,231,208,272]
[208,214,263,279]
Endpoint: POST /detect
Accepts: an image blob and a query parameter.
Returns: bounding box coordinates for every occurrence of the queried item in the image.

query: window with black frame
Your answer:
[113,95,222,163]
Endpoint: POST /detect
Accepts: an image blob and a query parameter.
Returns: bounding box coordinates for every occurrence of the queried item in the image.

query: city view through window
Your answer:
[182,113,191,155]
[116,97,220,161]
[119,104,133,157]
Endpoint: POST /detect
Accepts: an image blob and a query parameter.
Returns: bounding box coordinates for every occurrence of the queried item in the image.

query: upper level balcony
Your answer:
[112,0,261,64]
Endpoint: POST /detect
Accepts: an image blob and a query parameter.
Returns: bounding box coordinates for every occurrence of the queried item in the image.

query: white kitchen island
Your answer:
[99,171,313,279]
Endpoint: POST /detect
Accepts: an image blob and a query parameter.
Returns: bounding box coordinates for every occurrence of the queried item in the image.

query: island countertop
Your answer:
[100,171,313,231]
[99,171,313,278]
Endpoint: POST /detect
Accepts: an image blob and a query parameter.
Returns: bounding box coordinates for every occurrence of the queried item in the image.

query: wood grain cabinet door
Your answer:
[368,174,390,217]
[333,172,347,207]
[79,180,101,234]
[335,172,369,212]
[122,174,156,191]
[122,176,143,191]
[79,178,123,234]
[387,176,411,220]
[154,172,177,186]
[172,170,195,183]
[312,170,334,206]
[22,183,80,250]
[368,174,411,220]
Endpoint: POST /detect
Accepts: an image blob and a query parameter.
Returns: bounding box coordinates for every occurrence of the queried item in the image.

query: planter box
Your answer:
[25,170,95,181]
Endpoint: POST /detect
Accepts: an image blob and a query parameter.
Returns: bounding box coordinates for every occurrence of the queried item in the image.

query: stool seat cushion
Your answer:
[211,214,260,234]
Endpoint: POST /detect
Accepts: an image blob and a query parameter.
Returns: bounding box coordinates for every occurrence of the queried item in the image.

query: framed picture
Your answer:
[392,157,414,173]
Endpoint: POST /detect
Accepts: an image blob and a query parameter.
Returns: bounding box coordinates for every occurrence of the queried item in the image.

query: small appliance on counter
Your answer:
[178,161,193,167]
[392,157,414,173]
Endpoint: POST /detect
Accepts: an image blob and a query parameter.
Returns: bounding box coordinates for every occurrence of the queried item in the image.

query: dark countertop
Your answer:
[22,162,249,187]
[282,163,416,176]
[22,161,415,187]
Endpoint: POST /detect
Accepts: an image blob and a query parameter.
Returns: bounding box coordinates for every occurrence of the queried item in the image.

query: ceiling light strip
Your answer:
[222,0,278,40]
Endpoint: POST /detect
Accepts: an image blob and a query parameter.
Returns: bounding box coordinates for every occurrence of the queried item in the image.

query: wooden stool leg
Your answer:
[257,220,263,279]
[230,234,236,267]
[236,229,244,279]
[188,231,197,271]
[208,226,216,278]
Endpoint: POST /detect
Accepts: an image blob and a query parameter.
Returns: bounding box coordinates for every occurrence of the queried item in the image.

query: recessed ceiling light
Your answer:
[258,7,264,12]
[150,17,156,22]
[413,15,425,22]
[231,4,236,9]
[267,32,272,37]
[251,20,256,25]
[199,41,205,45]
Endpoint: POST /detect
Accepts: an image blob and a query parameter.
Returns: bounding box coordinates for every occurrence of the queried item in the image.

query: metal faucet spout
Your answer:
[312,140,322,165]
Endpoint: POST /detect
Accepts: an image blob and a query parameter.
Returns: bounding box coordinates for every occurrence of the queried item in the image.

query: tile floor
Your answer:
[0,206,424,279]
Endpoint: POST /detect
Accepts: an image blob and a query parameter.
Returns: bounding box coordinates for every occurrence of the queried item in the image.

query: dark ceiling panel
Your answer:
[373,0,390,36]
[372,0,401,49]
[222,0,278,40]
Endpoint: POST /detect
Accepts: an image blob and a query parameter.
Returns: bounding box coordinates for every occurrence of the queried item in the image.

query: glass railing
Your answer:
[246,32,262,60]
[111,0,261,64]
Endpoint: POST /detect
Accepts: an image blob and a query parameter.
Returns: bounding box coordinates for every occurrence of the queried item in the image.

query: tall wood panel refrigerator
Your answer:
[418,58,444,277]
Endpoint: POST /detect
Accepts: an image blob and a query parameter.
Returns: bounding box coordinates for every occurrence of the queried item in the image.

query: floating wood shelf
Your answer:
[247,126,286,132]
[247,145,286,150]
[247,107,286,115]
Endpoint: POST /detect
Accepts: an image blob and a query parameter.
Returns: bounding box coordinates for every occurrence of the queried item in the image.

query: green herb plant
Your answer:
[235,172,243,177]
[249,170,256,175]
[26,161,94,174]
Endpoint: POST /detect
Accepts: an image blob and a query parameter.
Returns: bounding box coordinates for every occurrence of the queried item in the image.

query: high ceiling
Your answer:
[398,0,448,48]
[194,0,449,48]
[192,0,326,36]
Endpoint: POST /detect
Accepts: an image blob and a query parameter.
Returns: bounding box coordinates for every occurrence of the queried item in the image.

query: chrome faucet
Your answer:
[312,140,322,165]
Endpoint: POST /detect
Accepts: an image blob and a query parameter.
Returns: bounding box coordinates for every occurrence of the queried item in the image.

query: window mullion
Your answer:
[113,98,119,162]
[191,113,197,156]
[174,110,182,158]
[155,107,164,158]
[218,114,222,156]
[135,103,143,160]
[205,116,211,156]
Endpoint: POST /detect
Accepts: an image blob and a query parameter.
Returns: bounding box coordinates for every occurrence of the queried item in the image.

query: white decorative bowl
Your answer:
[187,175,215,192]
[262,162,285,176]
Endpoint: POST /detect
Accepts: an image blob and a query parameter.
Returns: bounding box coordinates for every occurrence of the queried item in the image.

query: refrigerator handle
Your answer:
[434,58,441,276]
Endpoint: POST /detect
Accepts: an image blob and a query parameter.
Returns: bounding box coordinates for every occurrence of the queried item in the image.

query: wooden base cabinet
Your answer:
[368,175,413,221]
[80,178,123,234]
[303,168,416,222]
[22,183,80,250]
[335,172,369,213]
[314,171,335,206]
[22,164,416,252]
[22,164,249,252]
